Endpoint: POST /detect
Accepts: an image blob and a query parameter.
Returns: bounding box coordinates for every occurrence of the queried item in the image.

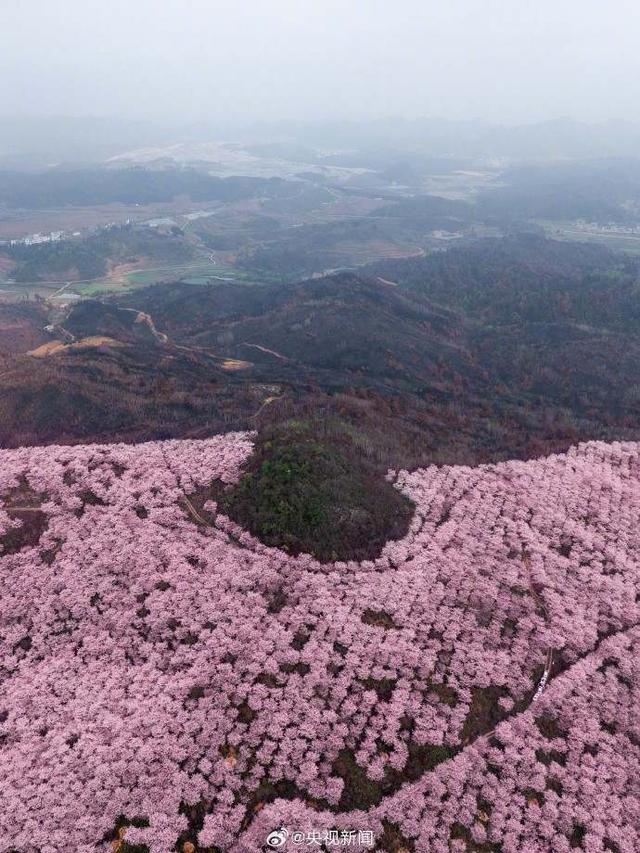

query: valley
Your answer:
[2,233,640,468]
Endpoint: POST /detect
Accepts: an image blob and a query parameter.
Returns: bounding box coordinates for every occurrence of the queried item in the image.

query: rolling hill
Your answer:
[0,433,637,851]
[2,234,640,470]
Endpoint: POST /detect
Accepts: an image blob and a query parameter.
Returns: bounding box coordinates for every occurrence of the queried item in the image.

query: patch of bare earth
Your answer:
[1,478,49,555]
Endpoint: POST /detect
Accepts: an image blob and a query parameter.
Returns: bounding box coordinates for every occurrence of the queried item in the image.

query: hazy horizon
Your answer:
[2,1,640,127]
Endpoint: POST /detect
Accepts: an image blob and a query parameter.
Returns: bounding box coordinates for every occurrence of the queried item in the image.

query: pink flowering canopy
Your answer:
[0,434,638,852]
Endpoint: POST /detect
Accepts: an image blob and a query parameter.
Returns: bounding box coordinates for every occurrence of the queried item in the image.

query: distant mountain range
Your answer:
[3,115,640,168]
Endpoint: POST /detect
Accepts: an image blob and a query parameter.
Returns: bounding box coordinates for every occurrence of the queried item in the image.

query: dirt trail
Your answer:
[113,307,168,344]
[250,394,285,420]
[180,494,211,527]
[242,342,289,361]
[107,303,251,370]
[522,549,555,701]
[49,281,74,299]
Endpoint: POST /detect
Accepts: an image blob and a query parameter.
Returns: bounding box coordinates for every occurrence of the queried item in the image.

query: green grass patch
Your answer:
[217,419,414,562]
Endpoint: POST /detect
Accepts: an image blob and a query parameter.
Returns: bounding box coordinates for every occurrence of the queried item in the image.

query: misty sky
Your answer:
[1,0,639,126]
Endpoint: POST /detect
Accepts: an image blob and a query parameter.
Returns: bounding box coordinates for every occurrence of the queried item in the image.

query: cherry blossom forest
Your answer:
[0,433,638,853]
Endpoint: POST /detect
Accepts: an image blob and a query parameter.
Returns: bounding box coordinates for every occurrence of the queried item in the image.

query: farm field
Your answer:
[539,220,640,254]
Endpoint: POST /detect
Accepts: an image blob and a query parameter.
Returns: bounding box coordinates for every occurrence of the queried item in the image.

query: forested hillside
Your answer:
[3,236,640,471]
[6,225,194,282]
[0,434,637,851]
[0,168,288,208]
